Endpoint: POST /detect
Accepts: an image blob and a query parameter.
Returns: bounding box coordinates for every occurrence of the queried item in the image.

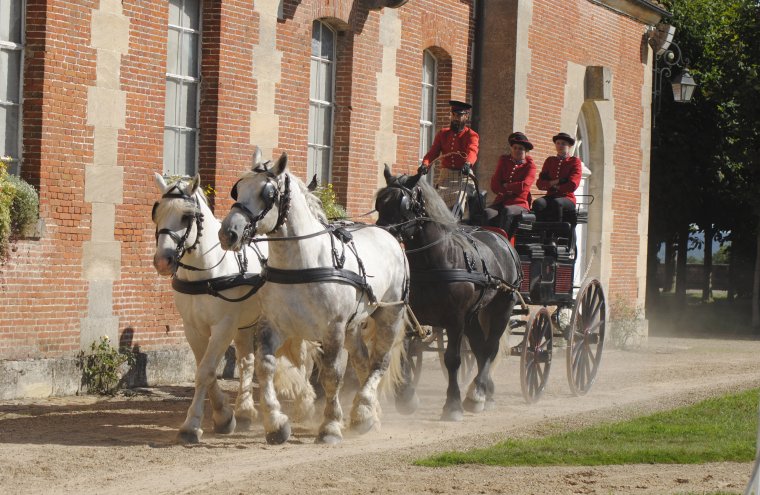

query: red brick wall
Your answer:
[525,0,649,304]
[0,0,476,360]
[1,0,97,359]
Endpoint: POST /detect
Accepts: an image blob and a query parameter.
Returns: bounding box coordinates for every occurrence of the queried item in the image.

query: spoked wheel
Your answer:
[520,307,553,403]
[566,278,606,396]
[435,328,476,384]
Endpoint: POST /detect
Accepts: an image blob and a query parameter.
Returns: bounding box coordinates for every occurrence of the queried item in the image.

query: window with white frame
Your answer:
[307,20,336,186]
[164,0,201,176]
[419,50,437,161]
[0,0,25,175]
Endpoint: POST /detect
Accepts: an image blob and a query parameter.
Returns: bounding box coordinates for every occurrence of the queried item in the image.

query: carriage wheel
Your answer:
[435,328,476,384]
[566,278,606,396]
[520,307,553,403]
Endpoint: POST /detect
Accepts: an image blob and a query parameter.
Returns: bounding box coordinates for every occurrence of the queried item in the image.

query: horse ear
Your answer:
[154,172,168,193]
[383,164,393,185]
[189,173,201,195]
[274,152,288,176]
[252,147,262,170]
[307,174,318,192]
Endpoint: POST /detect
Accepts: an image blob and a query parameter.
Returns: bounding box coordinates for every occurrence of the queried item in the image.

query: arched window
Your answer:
[0,0,25,175]
[419,50,437,160]
[164,0,201,176]
[308,20,336,186]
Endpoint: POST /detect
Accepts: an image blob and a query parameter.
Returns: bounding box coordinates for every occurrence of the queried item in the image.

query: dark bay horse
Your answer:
[376,166,522,421]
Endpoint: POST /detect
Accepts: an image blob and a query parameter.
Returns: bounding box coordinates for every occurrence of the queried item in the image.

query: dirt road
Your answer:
[1,336,759,495]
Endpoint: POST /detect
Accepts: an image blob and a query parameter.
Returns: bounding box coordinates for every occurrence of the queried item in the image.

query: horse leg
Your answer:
[441,327,465,422]
[232,327,257,431]
[316,330,347,444]
[178,322,237,443]
[462,322,489,413]
[394,331,420,415]
[274,338,317,422]
[345,319,380,434]
[255,324,291,445]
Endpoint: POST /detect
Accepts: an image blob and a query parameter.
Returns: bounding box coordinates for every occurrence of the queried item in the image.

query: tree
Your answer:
[651,0,760,327]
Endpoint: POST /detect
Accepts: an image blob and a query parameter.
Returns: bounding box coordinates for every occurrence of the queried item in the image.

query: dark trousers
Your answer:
[490,204,528,236]
[532,196,575,222]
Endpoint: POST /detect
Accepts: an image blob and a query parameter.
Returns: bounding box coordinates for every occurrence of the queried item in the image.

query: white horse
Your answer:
[152,173,317,443]
[218,152,409,444]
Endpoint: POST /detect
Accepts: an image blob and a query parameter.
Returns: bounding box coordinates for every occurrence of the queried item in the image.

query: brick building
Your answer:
[0,0,667,398]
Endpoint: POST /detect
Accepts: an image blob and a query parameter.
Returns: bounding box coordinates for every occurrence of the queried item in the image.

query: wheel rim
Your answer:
[520,307,553,403]
[566,279,606,396]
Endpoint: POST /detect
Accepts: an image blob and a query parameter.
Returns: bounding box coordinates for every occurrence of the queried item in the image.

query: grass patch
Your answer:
[416,389,759,467]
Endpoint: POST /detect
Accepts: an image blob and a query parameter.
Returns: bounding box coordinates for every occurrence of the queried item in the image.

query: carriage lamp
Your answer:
[648,24,698,128]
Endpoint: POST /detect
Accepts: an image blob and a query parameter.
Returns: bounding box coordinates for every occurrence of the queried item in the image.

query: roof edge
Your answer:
[587,0,671,25]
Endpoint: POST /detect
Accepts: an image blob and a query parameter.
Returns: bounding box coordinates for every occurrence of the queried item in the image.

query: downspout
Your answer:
[472,0,485,134]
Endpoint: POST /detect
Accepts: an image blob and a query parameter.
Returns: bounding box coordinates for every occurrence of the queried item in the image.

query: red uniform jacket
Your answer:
[422,126,479,170]
[490,154,536,209]
[536,155,583,204]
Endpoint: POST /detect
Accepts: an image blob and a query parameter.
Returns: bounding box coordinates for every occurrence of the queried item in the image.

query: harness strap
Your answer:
[409,268,492,286]
[262,265,377,304]
[171,273,265,302]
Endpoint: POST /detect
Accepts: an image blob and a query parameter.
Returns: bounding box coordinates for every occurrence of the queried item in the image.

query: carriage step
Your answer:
[512,307,530,316]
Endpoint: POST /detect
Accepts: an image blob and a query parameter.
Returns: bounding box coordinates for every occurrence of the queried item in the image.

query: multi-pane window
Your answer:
[164,0,201,176]
[0,0,25,175]
[307,20,335,186]
[419,51,437,161]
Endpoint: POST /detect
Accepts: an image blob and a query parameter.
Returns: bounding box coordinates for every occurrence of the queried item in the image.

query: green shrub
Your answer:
[609,297,644,349]
[315,183,347,220]
[76,336,137,395]
[0,157,40,258]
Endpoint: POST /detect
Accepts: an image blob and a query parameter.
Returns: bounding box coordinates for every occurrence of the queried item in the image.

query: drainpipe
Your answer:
[472,0,485,134]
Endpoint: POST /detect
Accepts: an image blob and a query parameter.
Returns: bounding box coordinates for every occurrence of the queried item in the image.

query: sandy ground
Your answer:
[1,336,760,495]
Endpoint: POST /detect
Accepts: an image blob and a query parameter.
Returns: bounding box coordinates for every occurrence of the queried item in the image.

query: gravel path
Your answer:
[1,336,759,495]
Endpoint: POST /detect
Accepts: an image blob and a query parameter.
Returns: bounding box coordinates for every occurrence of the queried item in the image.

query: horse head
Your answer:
[219,151,290,251]
[375,165,427,237]
[151,173,205,276]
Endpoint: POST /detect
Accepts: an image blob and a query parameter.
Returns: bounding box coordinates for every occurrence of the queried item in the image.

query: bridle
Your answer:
[378,182,426,241]
[153,184,204,264]
[229,165,291,244]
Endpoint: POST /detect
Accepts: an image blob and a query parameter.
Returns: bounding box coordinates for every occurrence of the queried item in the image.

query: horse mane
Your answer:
[291,172,328,224]
[412,177,459,226]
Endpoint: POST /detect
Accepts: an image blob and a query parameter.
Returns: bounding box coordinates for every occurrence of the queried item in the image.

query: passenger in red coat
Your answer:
[488,132,536,236]
[533,132,583,222]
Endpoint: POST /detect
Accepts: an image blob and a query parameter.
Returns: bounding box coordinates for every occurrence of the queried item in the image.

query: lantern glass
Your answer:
[671,70,697,102]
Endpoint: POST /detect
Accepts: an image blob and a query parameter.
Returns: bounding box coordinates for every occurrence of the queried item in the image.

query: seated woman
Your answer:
[533,132,582,222]
[488,132,536,236]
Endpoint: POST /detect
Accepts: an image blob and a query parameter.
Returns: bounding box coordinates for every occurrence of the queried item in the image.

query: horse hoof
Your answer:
[213,414,236,434]
[463,398,485,414]
[351,418,377,435]
[316,432,342,445]
[176,429,203,444]
[395,392,420,415]
[440,409,464,422]
[265,423,291,445]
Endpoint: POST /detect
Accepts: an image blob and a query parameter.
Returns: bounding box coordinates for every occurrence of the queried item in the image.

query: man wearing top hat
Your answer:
[418,100,479,217]
[533,132,583,222]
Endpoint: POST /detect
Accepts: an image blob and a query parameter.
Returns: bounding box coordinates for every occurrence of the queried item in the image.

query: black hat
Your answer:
[449,100,472,114]
[552,132,576,145]
[508,132,533,151]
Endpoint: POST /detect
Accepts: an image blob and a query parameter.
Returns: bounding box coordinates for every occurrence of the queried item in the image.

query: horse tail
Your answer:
[273,338,321,421]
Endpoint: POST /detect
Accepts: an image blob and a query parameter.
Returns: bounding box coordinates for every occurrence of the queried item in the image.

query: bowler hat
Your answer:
[449,100,472,114]
[508,132,533,151]
[552,132,576,145]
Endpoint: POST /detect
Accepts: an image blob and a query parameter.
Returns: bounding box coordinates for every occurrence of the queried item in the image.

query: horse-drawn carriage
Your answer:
[401,164,606,405]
